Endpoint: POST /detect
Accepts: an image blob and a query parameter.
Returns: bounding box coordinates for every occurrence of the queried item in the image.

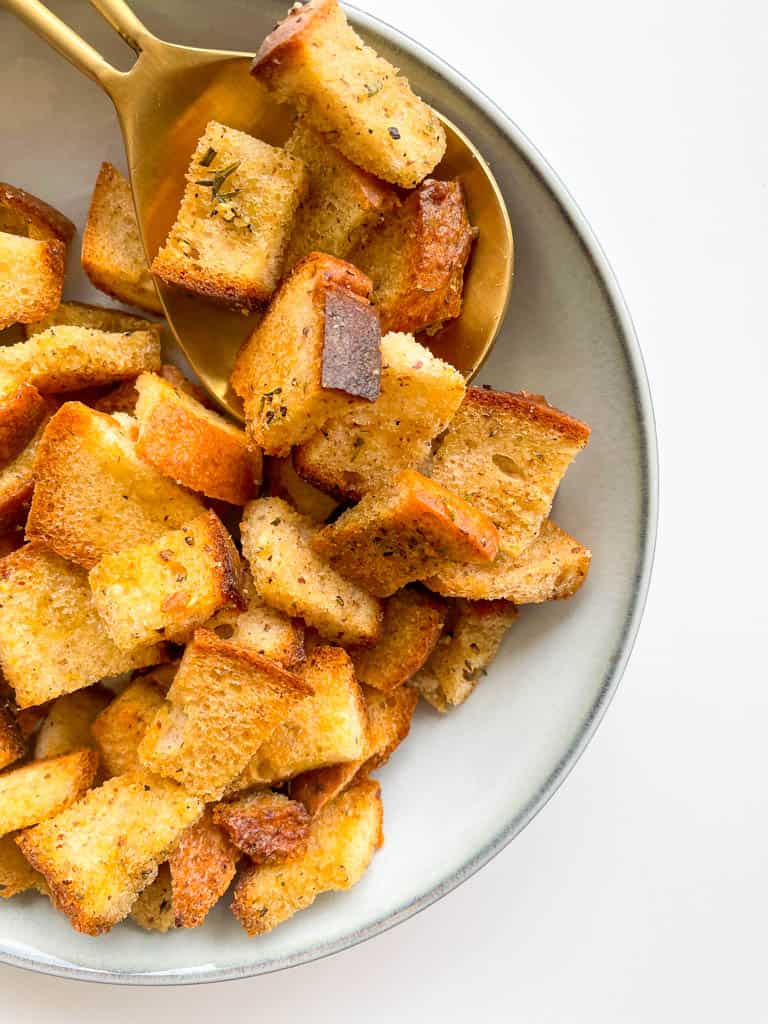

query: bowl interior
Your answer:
[0,0,656,984]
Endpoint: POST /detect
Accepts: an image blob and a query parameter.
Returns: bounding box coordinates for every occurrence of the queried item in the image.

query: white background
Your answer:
[2,0,767,1020]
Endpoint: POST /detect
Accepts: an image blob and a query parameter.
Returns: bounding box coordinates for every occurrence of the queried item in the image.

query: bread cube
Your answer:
[168,808,239,928]
[263,454,339,523]
[0,544,167,708]
[241,498,382,644]
[231,777,382,935]
[205,572,305,668]
[295,332,465,499]
[81,162,162,314]
[0,182,75,244]
[93,363,210,418]
[91,677,166,778]
[34,687,111,760]
[0,231,65,330]
[17,772,204,935]
[26,402,205,568]
[411,598,518,710]
[130,862,175,932]
[0,403,54,532]
[213,791,310,863]
[312,469,499,597]
[252,0,445,187]
[0,699,24,771]
[151,121,308,309]
[231,252,381,456]
[138,629,311,801]
[0,834,45,899]
[0,749,98,836]
[0,378,48,465]
[24,299,161,340]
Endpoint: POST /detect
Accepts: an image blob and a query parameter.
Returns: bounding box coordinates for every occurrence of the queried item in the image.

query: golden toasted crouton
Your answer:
[17,771,203,935]
[91,677,166,778]
[0,544,167,708]
[0,325,161,395]
[138,629,311,801]
[89,511,244,650]
[411,598,518,710]
[232,253,381,456]
[26,402,205,568]
[429,388,591,559]
[291,684,417,815]
[352,180,474,334]
[91,364,207,418]
[151,121,308,309]
[205,572,305,668]
[0,403,55,532]
[168,808,239,928]
[252,0,445,187]
[0,231,65,330]
[283,119,398,267]
[0,833,46,898]
[134,372,260,505]
[295,332,465,500]
[241,498,382,644]
[34,687,111,760]
[130,862,175,932]
[81,162,162,314]
[213,791,310,863]
[232,777,382,936]
[263,455,339,523]
[0,749,98,836]
[0,698,24,771]
[24,299,161,340]
[0,378,47,465]
[0,182,75,244]
[312,469,499,597]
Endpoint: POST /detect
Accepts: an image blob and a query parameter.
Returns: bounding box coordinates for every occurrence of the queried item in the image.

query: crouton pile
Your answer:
[0,0,592,939]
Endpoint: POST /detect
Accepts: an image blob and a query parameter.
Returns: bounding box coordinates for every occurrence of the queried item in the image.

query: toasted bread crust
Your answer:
[0,380,47,465]
[253,0,335,70]
[0,749,99,836]
[91,678,166,778]
[213,792,310,863]
[0,700,25,771]
[0,233,65,330]
[321,285,381,399]
[262,455,339,523]
[0,183,76,244]
[168,808,239,928]
[458,388,592,445]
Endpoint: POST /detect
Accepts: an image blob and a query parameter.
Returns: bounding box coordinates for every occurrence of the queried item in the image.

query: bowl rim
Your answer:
[0,2,658,986]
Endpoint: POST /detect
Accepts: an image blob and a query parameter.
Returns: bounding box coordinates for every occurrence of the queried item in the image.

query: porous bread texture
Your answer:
[0,378,47,465]
[34,687,111,760]
[0,407,55,533]
[24,299,161,340]
[0,182,75,244]
[168,808,239,929]
[130,862,175,932]
[0,231,65,330]
[0,749,99,836]
[91,677,166,778]
[0,833,45,899]
[262,454,339,524]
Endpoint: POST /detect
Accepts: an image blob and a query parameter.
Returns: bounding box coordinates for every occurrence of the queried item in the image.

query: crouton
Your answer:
[134,372,259,504]
[151,121,308,309]
[0,699,24,771]
[0,378,47,465]
[17,772,204,935]
[429,388,591,559]
[312,469,499,597]
[205,573,305,668]
[241,498,382,644]
[252,0,445,187]
[89,511,244,650]
[291,684,417,815]
[138,629,311,801]
[0,749,98,836]
[295,332,465,500]
[232,777,382,935]
[263,455,339,523]
[231,253,381,456]
[168,808,239,928]
[34,687,112,760]
[0,404,54,532]
[283,119,399,267]
[0,325,161,394]
[0,833,45,898]
[24,299,161,340]
[213,791,310,863]
[26,402,205,568]
[91,677,166,778]
[0,182,75,244]
[130,862,175,932]
[411,598,518,710]
[81,162,162,314]
[0,544,167,708]
[0,231,65,330]
[92,364,209,418]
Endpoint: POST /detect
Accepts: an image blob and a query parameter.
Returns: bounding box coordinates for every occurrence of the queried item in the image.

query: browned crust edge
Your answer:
[251,0,336,78]
[202,511,247,612]
[0,182,76,244]
[460,387,591,444]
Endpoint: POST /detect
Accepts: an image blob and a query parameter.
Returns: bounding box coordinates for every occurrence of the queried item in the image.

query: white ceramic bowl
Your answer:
[0,0,657,984]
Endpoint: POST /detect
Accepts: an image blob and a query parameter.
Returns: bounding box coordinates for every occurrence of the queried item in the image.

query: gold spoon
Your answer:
[4,0,513,419]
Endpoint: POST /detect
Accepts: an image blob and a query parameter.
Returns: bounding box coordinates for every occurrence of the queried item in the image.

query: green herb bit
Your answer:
[199,146,217,167]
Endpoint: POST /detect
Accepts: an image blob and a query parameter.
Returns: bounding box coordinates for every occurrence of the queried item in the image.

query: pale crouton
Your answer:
[0,231,65,330]
[168,808,239,928]
[151,121,308,309]
[232,777,382,936]
[252,0,445,187]
[312,469,499,597]
[34,687,111,760]
[283,119,399,267]
[295,332,465,500]
[24,299,161,340]
[0,544,167,708]
[411,598,518,710]
[241,498,382,644]
[426,519,592,601]
[138,629,311,801]
[0,182,75,244]
[26,402,205,568]
[291,684,417,815]
[17,772,204,935]
[91,677,166,778]
[0,325,161,394]
[429,388,591,559]
[0,749,98,836]
[89,511,244,650]
[130,862,175,932]
[263,455,339,523]
[0,378,47,464]
[92,364,209,418]
[213,791,310,863]
[0,833,45,898]
[81,162,162,314]
[351,180,474,334]
[134,371,259,504]
[232,252,381,456]
[205,572,305,668]
[0,404,54,532]
[0,699,24,771]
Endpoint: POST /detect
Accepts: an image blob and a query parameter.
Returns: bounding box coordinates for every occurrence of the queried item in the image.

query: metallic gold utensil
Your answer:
[3,0,513,419]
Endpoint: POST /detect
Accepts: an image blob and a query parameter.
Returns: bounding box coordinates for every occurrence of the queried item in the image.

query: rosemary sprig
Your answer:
[199,146,217,167]
[194,160,241,199]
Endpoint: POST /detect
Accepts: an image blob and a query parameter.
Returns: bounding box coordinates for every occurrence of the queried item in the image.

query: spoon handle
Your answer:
[87,0,155,54]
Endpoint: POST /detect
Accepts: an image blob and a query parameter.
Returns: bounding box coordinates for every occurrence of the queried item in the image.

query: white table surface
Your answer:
[2,0,766,1019]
